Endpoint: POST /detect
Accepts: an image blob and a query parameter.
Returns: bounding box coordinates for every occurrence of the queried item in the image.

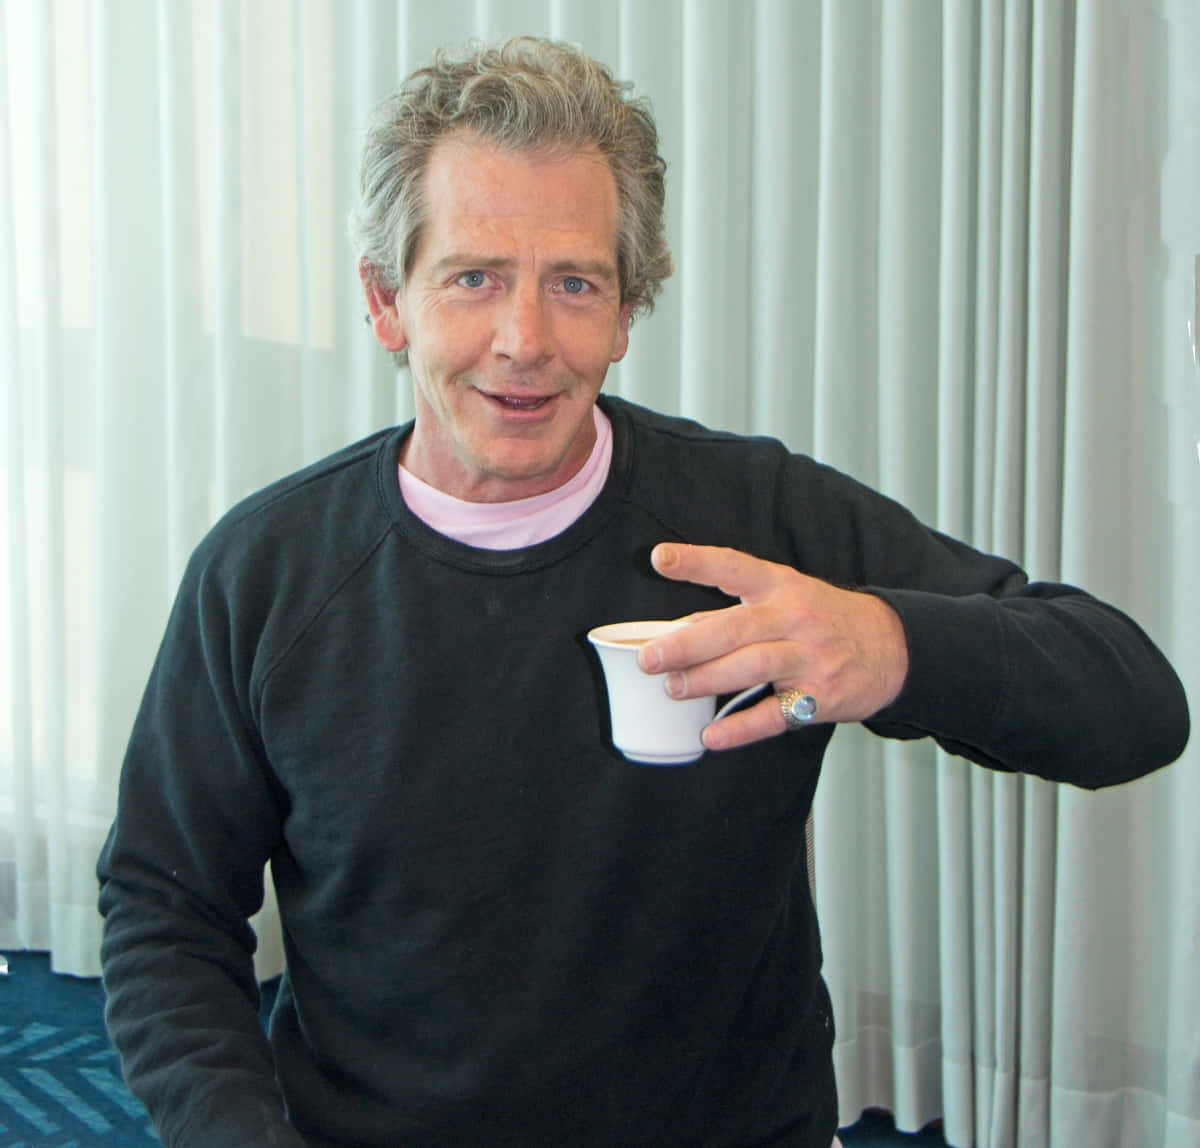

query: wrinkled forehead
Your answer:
[411,134,621,259]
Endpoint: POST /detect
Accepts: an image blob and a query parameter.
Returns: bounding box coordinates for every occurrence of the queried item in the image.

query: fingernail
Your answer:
[639,645,662,672]
[654,544,678,569]
[665,672,685,698]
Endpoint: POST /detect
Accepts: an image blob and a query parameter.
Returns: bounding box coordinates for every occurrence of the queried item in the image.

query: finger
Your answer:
[701,696,795,751]
[639,601,797,676]
[658,639,801,702]
[651,543,786,604]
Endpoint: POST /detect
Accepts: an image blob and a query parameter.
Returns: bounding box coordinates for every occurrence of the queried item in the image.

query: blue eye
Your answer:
[459,270,486,288]
[562,276,587,294]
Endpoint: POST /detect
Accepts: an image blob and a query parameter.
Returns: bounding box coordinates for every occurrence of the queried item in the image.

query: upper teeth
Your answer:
[498,395,547,408]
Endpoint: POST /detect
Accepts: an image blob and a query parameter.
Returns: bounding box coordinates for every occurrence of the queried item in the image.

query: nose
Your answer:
[492,283,552,366]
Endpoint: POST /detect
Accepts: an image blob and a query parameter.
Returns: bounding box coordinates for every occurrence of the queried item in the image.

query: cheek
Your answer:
[559,314,627,370]
[412,321,484,377]
[436,310,495,361]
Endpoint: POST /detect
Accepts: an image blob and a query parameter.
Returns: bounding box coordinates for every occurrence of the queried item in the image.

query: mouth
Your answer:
[481,391,557,412]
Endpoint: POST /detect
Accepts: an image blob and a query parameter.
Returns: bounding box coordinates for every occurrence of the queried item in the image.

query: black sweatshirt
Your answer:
[97,397,1189,1147]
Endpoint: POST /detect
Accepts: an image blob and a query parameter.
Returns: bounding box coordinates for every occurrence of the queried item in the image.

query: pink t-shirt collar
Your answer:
[397,405,613,550]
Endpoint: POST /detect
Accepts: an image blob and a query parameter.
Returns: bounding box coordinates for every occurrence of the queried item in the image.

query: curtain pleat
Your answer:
[32,0,73,971]
[212,0,242,510]
[877,0,940,518]
[90,2,168,872]
[1,4,1196,1146]
[158,0,208,586]
[814,0,880,482]
[679,0,753,431]
[935,1,975,542]
[0,0,36,961]
[748,0,820,450]
[1022,1,1069,580]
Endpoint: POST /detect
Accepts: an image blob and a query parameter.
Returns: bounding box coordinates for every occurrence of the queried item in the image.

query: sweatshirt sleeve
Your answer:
[779,455,1190,788]
[864,581,1189,787]
[96,546,307,1148]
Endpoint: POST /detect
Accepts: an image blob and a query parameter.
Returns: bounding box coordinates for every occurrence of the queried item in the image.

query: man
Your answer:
[97,37,1189,1148]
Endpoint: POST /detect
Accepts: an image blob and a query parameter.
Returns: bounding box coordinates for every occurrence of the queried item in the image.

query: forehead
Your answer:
[416,134,621,259]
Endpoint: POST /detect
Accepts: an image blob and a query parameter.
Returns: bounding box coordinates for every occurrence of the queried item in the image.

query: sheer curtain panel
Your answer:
[1,3,1196,1148]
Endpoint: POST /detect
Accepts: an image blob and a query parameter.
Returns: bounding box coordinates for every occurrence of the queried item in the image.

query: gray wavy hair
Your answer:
[348,36,673,355]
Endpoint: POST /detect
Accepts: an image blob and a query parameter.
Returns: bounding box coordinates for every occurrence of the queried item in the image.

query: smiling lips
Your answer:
[484,391,556,411]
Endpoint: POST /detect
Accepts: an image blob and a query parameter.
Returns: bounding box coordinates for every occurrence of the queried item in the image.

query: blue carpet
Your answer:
[0,950,948,1147]
[0,951,153,1145]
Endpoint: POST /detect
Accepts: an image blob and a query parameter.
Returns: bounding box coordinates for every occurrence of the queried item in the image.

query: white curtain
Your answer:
[1,2,1197,1146]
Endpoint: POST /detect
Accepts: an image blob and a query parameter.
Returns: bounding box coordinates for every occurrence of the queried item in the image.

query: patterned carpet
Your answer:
[0,950,947,1147]
[0,952,154,1145]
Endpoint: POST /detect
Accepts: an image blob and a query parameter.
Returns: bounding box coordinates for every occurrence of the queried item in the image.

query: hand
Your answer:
[637,543,910,751]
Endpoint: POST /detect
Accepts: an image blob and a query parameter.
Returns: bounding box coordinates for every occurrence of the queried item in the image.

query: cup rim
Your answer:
[586,619,690,649]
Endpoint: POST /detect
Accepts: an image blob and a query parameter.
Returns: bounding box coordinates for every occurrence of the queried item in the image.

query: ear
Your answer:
[359,258,407,353]
[610,303,634,363]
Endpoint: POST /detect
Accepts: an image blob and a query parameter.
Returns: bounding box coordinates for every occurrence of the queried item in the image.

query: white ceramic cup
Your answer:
[587,619,767,765]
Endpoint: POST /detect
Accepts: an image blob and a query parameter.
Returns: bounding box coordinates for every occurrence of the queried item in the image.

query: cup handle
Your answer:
[713,682,770,721]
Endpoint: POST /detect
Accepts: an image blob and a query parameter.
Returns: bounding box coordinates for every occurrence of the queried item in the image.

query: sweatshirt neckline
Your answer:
[373,395,636,574]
